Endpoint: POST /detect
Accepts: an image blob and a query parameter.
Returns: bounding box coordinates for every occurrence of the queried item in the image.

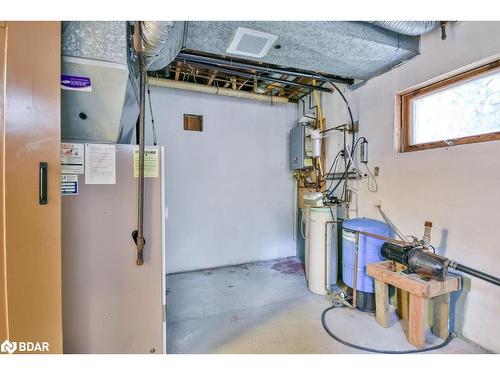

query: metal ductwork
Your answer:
[59,20,439,140]
[176,22,420,81]
[59,21,183,144]
[368,21,439,36]
[142,21,185,71]
[61,21,137,144]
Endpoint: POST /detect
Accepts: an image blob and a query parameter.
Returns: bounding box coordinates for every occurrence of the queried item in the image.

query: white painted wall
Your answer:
[146,87,298,274]
[323,22,500,352]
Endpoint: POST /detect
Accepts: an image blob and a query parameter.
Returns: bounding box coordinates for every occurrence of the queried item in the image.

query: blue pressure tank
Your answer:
[342,218,390,311]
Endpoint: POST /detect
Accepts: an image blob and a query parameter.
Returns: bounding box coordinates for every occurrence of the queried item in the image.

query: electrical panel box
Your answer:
[289,125,313,170]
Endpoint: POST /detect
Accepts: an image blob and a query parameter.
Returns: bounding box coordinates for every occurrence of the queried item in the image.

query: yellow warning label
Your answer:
[134,147,159,178]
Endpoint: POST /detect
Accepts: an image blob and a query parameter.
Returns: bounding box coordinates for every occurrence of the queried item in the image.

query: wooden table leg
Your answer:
[395,264,409,321]
[397,289,410,320]
[375,279,390,328]
[432,293,450,340]
[409,294,426,348]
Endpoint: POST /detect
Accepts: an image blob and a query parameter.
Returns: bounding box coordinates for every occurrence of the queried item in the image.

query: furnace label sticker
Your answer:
[134,146,159,178]
[61,74,92,92]
[61,175,78,195]
[342,230,356,243]
[61,143,84,174]
[85,143,116,184]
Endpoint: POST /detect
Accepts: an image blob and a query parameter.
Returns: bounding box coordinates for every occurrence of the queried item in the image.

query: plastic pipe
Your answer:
[148,77,289,104]
[453,263,500,286]
[293,178,298,240]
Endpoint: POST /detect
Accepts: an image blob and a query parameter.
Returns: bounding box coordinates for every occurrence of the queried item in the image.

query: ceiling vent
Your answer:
[226,27,278,58]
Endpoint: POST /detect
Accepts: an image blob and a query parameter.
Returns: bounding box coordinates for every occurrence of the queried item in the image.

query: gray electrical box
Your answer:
[289,125,312,170]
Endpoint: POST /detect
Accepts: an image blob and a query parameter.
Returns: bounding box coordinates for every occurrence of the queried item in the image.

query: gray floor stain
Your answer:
[271,257,305,275]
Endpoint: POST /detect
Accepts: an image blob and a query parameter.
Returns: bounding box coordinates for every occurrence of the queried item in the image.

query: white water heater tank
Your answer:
[304,206,337,295]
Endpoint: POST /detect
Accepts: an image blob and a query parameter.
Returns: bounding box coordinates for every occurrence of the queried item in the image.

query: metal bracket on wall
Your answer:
[348,121,359,134]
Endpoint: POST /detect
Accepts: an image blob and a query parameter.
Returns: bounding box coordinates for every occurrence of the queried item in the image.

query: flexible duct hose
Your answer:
[142,21,174,59]
[368,21,439,36]
[141,21,185,71]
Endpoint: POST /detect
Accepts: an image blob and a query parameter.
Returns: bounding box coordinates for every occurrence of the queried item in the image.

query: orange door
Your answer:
[0,21,62,354]
[0,22,7,345]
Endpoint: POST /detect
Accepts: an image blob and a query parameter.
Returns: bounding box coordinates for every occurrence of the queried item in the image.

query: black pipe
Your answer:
[322,304,456,353]
[134,21,146,266]
[454,263,500,286]
[177,51,354,85]
[299,98,317,120]
[175,59,333,93]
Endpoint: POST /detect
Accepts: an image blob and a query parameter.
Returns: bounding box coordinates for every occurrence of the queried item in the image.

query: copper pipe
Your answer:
[352,232,359,309]
[324,221,335,293]
[343,228,407,309]
[343,227,408,246]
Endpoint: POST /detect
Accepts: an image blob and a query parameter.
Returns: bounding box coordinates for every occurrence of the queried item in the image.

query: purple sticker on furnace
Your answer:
[61,74,92,92]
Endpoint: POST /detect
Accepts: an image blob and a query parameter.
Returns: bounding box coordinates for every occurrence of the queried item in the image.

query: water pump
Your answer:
[380,242,500,286]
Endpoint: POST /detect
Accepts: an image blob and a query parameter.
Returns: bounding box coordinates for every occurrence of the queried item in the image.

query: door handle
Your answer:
[39,162,48,205]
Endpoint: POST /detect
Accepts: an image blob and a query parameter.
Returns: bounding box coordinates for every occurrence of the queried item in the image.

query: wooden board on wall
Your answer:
[1,21,62,353]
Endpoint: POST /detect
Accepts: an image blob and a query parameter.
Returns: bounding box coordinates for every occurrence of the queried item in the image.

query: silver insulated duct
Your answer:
[368,21,439,36]
[142,21,185,71]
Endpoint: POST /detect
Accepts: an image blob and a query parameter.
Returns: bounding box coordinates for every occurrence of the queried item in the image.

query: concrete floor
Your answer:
[166,256,487,354]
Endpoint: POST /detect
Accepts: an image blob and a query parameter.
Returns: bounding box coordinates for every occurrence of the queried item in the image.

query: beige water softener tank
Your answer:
[305,206,337,295]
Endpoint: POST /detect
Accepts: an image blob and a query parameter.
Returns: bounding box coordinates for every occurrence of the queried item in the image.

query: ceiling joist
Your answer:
[153,52,335,103]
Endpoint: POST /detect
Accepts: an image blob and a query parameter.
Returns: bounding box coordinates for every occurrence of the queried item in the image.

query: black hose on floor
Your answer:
[321,304,456,354]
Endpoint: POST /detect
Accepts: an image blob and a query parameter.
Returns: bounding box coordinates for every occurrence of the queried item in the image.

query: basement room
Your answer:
[1,1,499,373]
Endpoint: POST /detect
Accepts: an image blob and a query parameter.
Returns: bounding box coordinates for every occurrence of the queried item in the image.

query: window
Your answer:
[183,114,203,132]
[398,60,500,152]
